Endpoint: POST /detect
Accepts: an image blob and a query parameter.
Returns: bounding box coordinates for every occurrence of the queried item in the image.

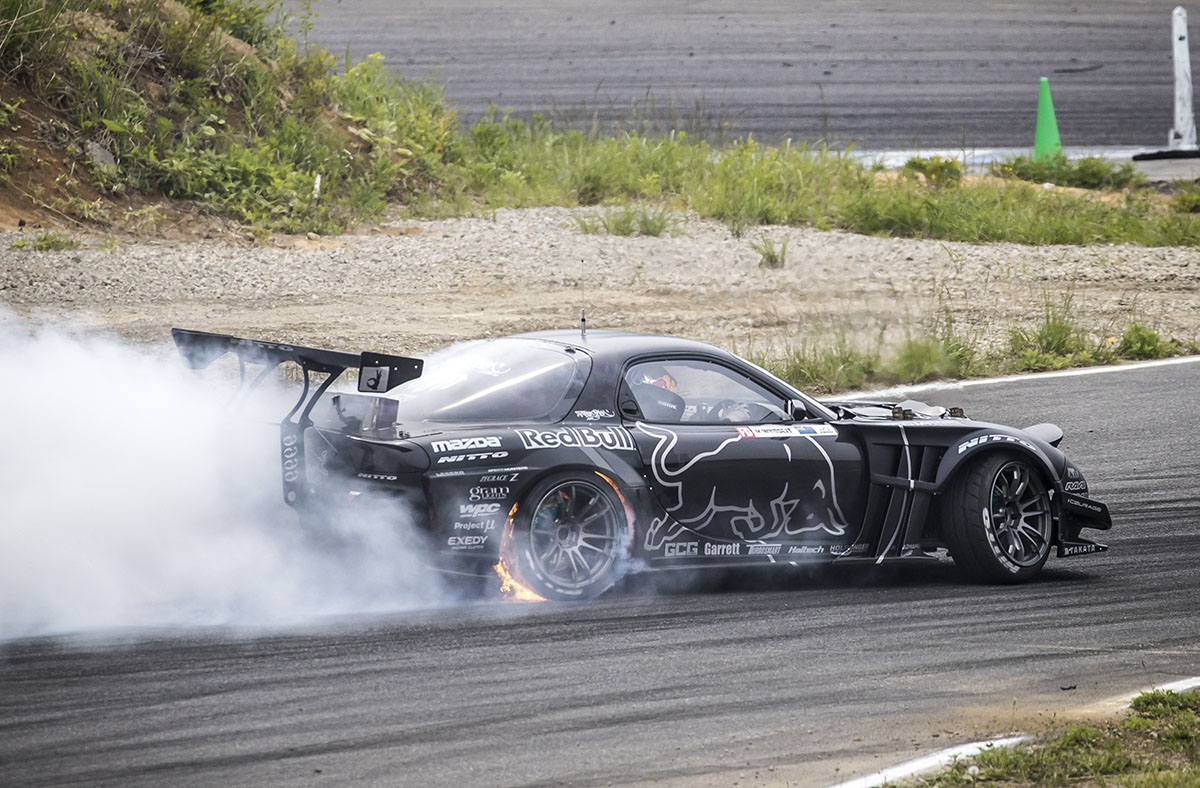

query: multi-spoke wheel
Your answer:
[509,473,631,600]
[946,453,1053,583]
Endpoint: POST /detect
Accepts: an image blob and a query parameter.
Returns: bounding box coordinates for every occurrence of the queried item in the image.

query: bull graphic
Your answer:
[637,422,849,550]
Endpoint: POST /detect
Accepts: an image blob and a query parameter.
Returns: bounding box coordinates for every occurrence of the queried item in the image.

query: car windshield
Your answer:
[380,338,588,423]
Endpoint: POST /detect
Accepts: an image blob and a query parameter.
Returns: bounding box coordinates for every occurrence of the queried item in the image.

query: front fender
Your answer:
[934,427,1063,491]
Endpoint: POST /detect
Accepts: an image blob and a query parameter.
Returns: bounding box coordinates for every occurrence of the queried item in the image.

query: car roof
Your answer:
[513,329,734,362]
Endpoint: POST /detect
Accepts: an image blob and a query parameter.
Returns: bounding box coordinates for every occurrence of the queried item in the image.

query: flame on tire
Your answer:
[493,502,547,602]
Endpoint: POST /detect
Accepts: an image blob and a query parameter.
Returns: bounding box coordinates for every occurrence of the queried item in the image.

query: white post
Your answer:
[1170,6,1198,149]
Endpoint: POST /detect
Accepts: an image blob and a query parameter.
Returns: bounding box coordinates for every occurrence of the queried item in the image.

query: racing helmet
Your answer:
[639,365,677,392]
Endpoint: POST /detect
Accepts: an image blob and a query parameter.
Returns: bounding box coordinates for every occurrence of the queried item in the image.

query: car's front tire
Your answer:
[946,453,1053,583]
[507,472,632,600]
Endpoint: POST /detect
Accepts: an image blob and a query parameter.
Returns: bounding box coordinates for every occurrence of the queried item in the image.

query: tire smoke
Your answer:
[0,318,451,640]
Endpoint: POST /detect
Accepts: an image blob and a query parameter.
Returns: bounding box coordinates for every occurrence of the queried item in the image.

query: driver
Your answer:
[641,367,677,393]
[630,365,685,421]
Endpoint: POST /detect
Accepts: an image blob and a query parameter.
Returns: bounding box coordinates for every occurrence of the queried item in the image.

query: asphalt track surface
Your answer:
[3,362,1199,787]
[295,0,1189,149]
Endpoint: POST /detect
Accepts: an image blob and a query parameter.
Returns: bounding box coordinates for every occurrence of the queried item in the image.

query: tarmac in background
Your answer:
[293,0,1190,151]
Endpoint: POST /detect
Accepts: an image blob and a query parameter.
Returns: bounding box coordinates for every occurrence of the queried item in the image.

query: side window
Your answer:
[624,359,788,424]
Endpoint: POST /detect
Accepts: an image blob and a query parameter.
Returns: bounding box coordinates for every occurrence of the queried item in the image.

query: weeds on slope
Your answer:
[1,0,458,233]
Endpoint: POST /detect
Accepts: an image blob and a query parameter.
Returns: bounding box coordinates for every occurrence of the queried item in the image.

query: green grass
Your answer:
[750,234,787,268]
[0,99,23,173]
[751,339,881,395]
[903,155,965,189]
[747,297,1187,394]
[989,153,1148,190]
[575,205,679,236]
[10,230,79,250]
[452,116,1200,244]
[1118,323,1179,360]
[1008,294,1104,372]
[917,691,1200,787]
[1131,690,1200,718]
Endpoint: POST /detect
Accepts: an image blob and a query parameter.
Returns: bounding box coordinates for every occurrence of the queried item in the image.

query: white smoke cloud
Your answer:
[0,316,453,640]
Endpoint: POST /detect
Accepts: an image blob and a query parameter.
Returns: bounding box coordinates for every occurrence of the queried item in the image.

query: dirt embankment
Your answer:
[2,206,1199,362]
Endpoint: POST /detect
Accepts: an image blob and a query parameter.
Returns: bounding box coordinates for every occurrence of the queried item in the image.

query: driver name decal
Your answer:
[735,424,837,439]
[516,426,635,451]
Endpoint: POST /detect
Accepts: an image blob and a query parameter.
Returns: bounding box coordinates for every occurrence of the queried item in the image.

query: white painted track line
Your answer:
[1158,676,1200,694]
[843,354,1200,401]
[831,736,1028,788]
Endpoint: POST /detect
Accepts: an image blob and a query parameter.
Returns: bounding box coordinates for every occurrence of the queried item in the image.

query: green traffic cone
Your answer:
[1034,76,1062,160]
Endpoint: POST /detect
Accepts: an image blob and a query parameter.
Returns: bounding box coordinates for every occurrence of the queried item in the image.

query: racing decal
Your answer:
[357,472,398,481]
[956,433,1036,455]
[459,503,502,518]
[453,519,498,532]
[658,540,799,559]
[574,409,616,421]
[436,451,509,464]
[788,545,825,555]
[735,424,838,438]
[637,422,850,550]
[469,485,510,501]
[831,543,871,556]
[281,430,302,484]
[1064,480,1088,493]
[1064,495,1104,514]
[359,364,390,392]
[1061,541,1104,556]
[431,436,502,453]
[479,472,520,483]
[516,426,635,451]
[447,534,490,550]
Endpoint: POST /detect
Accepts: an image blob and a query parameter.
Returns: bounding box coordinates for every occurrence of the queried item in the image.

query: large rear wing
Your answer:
[172,328,423,505]
[172,328,422,395]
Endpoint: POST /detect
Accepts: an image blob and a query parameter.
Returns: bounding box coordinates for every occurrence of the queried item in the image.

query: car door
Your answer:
[620,357,864,559]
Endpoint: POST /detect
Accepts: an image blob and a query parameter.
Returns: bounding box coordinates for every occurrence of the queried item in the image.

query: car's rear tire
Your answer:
[508,472,631,601]
[946,453,1053,583]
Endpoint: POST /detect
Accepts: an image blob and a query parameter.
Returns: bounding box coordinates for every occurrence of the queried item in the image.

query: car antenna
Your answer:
[579,258,587,339]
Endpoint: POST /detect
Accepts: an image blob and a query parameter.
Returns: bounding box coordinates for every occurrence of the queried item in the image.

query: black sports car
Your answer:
[173,327,1112,600]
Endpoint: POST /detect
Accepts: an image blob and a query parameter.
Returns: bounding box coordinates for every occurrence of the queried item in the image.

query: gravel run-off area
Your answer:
[2,207,1199,365]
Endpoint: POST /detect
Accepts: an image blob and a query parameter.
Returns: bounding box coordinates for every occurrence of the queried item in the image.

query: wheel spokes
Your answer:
[987,461,1051,568]
[529,480,622,590]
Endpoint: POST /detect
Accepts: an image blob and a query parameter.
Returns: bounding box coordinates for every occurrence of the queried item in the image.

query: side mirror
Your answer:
[786,399,808,421]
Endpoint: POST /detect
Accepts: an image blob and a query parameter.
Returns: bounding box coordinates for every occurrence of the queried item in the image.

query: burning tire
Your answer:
[507,473,631,601]
[946,453,1053,583]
